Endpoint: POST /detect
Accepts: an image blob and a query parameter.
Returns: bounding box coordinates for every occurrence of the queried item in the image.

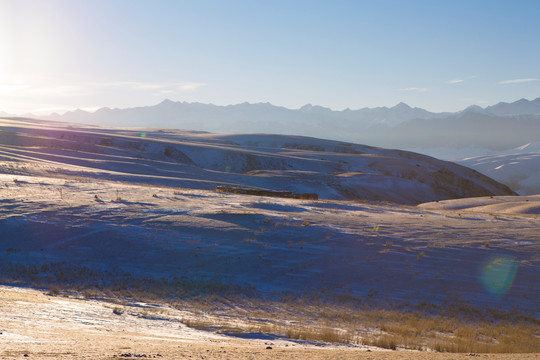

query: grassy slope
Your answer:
[0,118,538,353]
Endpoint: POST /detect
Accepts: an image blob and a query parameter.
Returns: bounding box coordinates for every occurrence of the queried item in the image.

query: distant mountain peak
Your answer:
[393,102,413,109]
[462,105,486,114]
[95,107,112,114]
[72,108,90,115]
[158,99,177,106]
[486,97,540,116]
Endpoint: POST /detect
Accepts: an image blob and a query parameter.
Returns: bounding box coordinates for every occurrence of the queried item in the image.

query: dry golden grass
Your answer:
[261,323,354,344]
[9,261,537,355]
[364,334,398,350]
[181,317,215,331]
[177,297,540,354]
[5,286,540,360]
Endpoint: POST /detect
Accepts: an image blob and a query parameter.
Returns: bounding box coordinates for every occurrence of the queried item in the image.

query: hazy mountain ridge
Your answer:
[485,97,540,116]
[37,99,451,135]
[379,112,540,151]
[27,97,539,151]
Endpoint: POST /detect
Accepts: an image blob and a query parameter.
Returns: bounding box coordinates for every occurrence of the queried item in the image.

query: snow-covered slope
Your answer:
[419,193,540,215]
[0,117,537,320]
[0,118,515,204]
[458,142,540,195]
[0,174,538,316]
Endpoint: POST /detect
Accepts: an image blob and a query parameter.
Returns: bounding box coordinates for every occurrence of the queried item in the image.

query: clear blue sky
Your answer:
[1,0,539,114]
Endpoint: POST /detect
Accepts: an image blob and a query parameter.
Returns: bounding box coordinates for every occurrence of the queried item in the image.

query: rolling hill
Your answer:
[0,117,538,356]
[0,117,515,205]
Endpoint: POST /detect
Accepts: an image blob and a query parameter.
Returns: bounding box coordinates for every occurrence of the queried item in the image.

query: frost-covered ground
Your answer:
[1,176,539,358]
[2,284,371,359]
[2,286,538,360]
[0,118,538,357]
[1,173,538,315]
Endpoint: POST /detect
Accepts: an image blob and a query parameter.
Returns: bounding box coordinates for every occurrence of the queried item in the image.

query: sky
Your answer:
[1,0,539,115]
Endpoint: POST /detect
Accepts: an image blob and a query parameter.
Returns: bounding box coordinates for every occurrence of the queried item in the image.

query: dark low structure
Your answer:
[216,186,318,200]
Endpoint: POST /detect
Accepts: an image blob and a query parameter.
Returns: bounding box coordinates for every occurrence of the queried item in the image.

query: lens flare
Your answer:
[140,132,146,138]
[481,256,518,296]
